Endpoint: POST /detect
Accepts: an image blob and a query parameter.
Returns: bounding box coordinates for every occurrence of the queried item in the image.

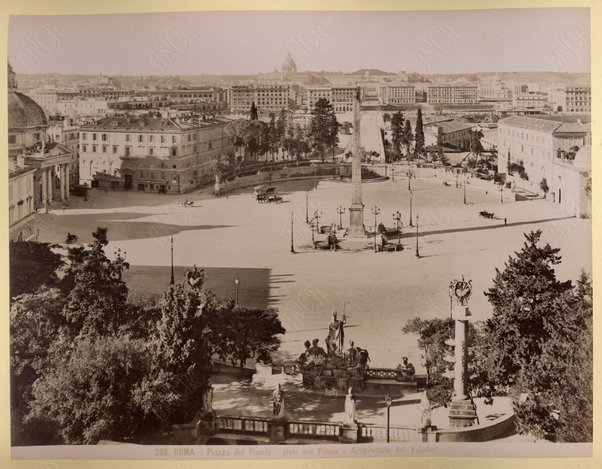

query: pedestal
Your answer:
[348,203,366,237]
[448,398,478,428]
[339,424,359,443]
[268,418,288,443]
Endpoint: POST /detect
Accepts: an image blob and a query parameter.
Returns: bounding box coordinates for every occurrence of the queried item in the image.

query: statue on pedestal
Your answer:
[272,383,284,418]
[325,310,346,356]
[343,387,357,424]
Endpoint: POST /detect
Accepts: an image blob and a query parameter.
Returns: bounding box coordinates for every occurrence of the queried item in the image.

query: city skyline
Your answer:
[9,8,590,77]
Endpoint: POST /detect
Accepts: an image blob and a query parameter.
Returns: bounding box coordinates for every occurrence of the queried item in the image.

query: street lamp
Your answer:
[336,205,346,229]
[371,206,380,253]
[385,394,392,443]
[170,235,175,286]
[415,213,420,258]
[409,191,414,227]
[290,211,295,254]
[392,211,402,246]
[463,172,467,205]
[500,182,504,204]
[305,191,309,223]
[234,274,240,306]
[407,168,412,191]
[455,169,459,188]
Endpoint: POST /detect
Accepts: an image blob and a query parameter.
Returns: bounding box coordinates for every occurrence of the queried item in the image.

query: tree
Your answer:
[276,108,288,159]
[414,108,425,157]
[402,317,454,408]
[481,230,591,441]
[390,111,404,159]
[27,333,154,444]
[10,241,64,299]
[309,98,337,162]
[61,228,130,337]
[212,306,285,368]
[249,101,258,120]
[401,119,413,157]
[267,113,278,161]
[469,128,484,156]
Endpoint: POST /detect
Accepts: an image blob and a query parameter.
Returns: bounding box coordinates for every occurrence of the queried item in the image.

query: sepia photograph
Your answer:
[6,5,593,462]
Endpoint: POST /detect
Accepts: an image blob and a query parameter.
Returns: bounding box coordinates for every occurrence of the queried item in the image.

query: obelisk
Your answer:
[348,90,366,237]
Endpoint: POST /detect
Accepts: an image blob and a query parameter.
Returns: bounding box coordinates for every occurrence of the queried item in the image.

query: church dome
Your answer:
[8,91,47,129]
[573,145,590,171]
[281,52,297,73]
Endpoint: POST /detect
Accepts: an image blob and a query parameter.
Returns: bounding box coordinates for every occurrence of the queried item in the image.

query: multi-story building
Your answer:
[497,115,591,216]
[564,87,591,113]
[9,155,36,241]
[306,87,332,112]
[511,92,549,113]
[228,85,290,115]
[424,120,474,150]
[330,86,359,113]
[48,115,81,184]
[57,98,109,117]
[427,85,478,104]
[478,85,512,102]
[378,85,416,105]
[78,113,234,194]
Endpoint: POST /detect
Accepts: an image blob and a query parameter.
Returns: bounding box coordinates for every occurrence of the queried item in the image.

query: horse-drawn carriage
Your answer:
[479,210,495,219]
[254,185,282,203]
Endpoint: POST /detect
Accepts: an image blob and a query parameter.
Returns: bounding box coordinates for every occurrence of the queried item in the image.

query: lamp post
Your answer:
[290,211,295,253]
[371,206,380,252]
[170,235,175,285]
[409,191,414,227]
[463,172,467,205]
[305,191,309,223]
[385,394,392,443]
[336,205,346,229]
[455,169,459,188]
[234,274,240,306]
[500,182,504,204]
[407,168,412,191]
[415,214,420,258]
[393,211,402,246]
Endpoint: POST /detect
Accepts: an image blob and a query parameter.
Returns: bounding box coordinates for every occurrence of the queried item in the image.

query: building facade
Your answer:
[228,85,290,115]
[378,85,416,105]
[564,87,591,113]
[427,85,478,104]
[78,113,235,193]
[497,115,591,215]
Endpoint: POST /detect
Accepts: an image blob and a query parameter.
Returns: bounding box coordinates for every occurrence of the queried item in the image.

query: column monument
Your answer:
[348,90,366,237]
[447,276,478,428]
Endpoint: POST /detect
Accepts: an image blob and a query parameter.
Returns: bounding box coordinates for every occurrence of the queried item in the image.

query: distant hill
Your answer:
[349,69,396,76]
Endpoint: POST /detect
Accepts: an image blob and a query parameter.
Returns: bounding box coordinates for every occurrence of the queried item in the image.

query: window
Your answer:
[113,146,117,153]
[139,135,144,143]
[126,134,131,142]
[34,132,40,140]
[82,145,87,152]
[172,148,177,156]
[160,135,165,143]
[172,136,176,144]
[82,133,87,140]
[149,148,154,156]
[93,133,97,140]
[150,135,154,143]
[102,145,107,153]
[102,133,107,141]
[8,135,16,144]
[92,145,97,152]
[125,147,131,156]
[208,142,212,150]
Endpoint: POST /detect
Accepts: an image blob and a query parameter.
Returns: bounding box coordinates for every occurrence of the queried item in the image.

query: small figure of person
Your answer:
[343,387,357,425]
[345,340,358,364]
[504,217,507,226]
[272,383,284,418]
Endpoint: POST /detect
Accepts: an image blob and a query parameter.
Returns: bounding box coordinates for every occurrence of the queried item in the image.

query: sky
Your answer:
[8,9,590,76]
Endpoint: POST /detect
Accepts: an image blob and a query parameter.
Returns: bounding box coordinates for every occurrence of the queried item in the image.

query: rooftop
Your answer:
[82,114,231,131]
[499,115,590,135]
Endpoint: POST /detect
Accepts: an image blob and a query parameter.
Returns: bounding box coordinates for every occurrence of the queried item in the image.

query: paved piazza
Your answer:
[37,171,591,369]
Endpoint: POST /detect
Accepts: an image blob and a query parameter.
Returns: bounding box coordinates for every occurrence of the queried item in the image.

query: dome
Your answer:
[281,52,297,73]
[8,91,47,129]
[573,145,590,171]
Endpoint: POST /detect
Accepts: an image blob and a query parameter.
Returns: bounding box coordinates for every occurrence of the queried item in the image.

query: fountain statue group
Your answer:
[296,310,370,393]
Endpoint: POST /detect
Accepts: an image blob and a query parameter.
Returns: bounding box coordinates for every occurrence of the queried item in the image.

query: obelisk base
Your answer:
[348,203,366,237]
[448,398,478,428]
